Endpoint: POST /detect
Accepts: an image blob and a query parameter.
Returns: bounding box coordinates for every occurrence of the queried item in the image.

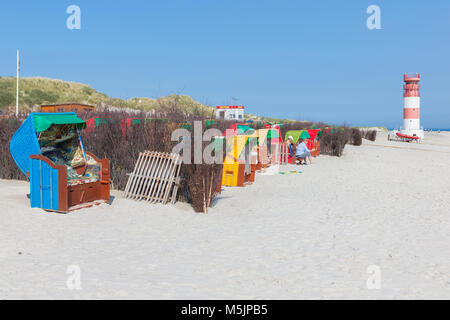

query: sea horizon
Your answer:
[386,128,450,132]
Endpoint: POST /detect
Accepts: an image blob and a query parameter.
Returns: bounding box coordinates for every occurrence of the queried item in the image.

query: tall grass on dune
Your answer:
[0,77,217,116]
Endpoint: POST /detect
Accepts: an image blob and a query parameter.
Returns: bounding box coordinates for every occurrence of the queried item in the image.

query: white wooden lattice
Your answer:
[278,142,290,165]
[124,151,182,204]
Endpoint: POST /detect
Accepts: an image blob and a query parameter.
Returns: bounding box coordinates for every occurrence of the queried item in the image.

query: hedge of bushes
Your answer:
[0,111,228,213]
[349,128,362,146]
[318,128,377,156]
[318,128,349,157]
[363,129,377,141]
[0,111,376,212]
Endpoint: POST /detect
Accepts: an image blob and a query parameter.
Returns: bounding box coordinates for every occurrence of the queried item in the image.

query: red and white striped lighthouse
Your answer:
[401,73,424,139]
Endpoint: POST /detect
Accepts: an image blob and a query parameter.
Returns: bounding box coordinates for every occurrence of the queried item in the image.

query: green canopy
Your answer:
[237,125,252,134]
[94,118,114,126]
[285,130,311,143]
[267,129,281,139]
[205,120,217,127]
[212,137,225,153]
[299,130,311,139]
[33,113,86,132]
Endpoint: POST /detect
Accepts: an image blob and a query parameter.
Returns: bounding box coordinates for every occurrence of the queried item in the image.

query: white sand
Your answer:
[1,132,449,299]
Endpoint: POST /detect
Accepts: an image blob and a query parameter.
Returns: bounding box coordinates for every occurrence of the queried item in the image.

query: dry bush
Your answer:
[349,128,363,146]
[318,128,349,157]
[364,130,377,141]
[2,110,226,213]
[0,116,27,180]
[179,125,225,213]
[80,110,226,213]
[184,162,223,213]
[80,110,179,190]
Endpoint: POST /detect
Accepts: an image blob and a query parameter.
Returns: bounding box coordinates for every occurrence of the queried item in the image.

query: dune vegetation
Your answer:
[0,76,217,116]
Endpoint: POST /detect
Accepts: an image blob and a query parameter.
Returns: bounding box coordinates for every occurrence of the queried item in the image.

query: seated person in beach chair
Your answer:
[295,138,312,165]
[287,136,295,157]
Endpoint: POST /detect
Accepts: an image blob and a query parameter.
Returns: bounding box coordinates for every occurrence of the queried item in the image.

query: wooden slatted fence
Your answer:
[278,142,290,165]
[124,151,182,204]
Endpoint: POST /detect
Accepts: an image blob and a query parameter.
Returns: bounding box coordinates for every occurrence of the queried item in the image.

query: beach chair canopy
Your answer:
[237,125,253,134]
[266,129,280,139]
[85,117,115,134]
[86,117,114,127]
[323,127,342,134]
[266,125,282,142]
[224,135,249,162]
[33,113,86,132]
[92,118,114,126]
[205,120,217,127]
[212,136,225,154]
[306,129,320,141]
[223,123,253,136]
[9,112,87,176]
[229,123,249,131]
[285,130,311,143]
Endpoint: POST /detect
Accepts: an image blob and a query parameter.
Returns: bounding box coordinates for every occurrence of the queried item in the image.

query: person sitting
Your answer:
[287,136,295,157]
[296,138,312,165]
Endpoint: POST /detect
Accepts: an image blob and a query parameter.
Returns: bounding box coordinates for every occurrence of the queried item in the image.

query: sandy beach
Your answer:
[1,131,449,299]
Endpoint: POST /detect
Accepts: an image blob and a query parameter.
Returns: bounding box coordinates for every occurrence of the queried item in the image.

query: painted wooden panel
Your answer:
[30,158,59,211]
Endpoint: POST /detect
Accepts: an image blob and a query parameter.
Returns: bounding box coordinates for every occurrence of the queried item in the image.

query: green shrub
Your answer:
[0,92,15,108]
[82,86,94,96]
[27,89,60,104]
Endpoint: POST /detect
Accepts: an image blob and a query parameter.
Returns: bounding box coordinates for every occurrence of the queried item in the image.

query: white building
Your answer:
[216,106,245,120]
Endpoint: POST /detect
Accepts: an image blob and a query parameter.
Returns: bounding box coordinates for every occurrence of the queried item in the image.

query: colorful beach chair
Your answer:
[9,112,110,212]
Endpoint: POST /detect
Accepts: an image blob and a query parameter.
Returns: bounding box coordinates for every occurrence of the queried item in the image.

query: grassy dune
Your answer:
[0,76,216,116]
[0,76,306,122]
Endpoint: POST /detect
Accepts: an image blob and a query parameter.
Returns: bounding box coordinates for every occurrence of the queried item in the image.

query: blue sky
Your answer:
[0,0,449,128]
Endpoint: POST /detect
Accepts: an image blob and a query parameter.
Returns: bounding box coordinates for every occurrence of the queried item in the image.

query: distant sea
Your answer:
[387,128,450,131]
